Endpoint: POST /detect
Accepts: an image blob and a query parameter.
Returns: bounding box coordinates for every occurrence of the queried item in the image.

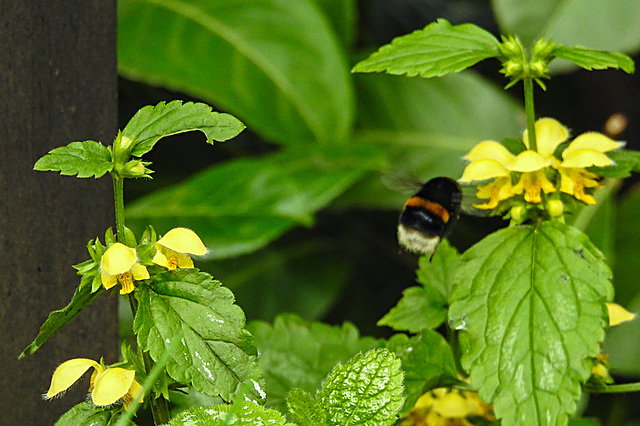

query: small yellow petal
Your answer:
[101,270,118,290]
[156,228,207,255]
[465,141,515,165]
[130,263,150,280]
[607,302,636,326]
[564,132,624,157]
[123,380,144,410]
[509,150,550,172]
[92,367,136,406]
[561,149,614,168]
[524,118,569,156]
[152,249,169,268]
[460,160,509,182]
[101,243,138,276]
[47,358,100,399]
[176,252,195,268]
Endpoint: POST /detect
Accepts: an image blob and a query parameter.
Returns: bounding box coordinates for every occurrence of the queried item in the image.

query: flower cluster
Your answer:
[99,227,206,294]
[399,387,495,426]
[460,118,623,222]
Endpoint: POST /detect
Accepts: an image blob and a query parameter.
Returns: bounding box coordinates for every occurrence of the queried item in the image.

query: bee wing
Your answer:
[381,171,429,194]
[458,181,492,217]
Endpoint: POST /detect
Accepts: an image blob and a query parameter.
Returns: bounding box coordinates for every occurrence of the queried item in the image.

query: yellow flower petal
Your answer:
[474,177,514,209]
[130,263,150,281]
[524,117,569,157]
[101,271,118,290]
[607,302,636,326]
[156,228,207,255]
[101,243,138,276]
[152,250,169,268]
[464,141,515,165]
[460,159,509,182]
[123,380,144,410]
[92,367,136,406]
[509,150,550,172]
[47,358,100,399]
[563,132,624,157]
[561,148,614,168]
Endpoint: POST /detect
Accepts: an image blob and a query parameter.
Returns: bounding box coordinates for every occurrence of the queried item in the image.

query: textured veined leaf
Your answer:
[553,46,634,73]
[134,269,264,402]
[317,348,405,426]
[34,141,112,178]
[122,100,245,157]
[449,221,613,425]
[167,400,294,426]
[352,19,500,78]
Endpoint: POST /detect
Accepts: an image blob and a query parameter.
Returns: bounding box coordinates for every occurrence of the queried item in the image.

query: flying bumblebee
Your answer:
[397,177,463,260]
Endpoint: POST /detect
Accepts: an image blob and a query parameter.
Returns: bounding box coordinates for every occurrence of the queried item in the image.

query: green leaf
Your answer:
[122,100,245,157]
[20,281,103,358]
[118,0,353,145]
[34,141,112,178]
[167,400,294,426]
[492,0,640,72]
[553,46,634,73]
[317,348,405,426]
[448,221,613,425]
[134,269,264,402]
[247,313,379,412]
[386,331,459,415]
[54,402,129,426]
[286,388,327,426]
[312,0,356,50]
[126,144,384,259]
[378,241,459,332]
[352,19,500,78]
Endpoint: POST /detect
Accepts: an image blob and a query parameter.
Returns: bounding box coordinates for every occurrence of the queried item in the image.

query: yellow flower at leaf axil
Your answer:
[46,358,143,409]
[399,387,495,426]
[152,227,207,270]
[100,242,149,294]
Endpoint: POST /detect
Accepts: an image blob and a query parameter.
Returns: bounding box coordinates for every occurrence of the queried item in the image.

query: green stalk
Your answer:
[112,173,170,425]
[524,77,537,152]
[587,382,640,394]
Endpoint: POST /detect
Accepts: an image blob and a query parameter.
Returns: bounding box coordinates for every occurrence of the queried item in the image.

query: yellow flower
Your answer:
[399,387,495,426]
[152,227,207,270]
[100,243,149,294]
[46,358,143,409]
[607,302,635,326]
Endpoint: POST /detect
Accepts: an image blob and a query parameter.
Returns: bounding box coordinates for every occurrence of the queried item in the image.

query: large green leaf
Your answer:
[247,313,379,412]
[449,221,613,425]
[54,402,128,426]
[352,19,500,78]
[492,0,640,71]
[316,348,404,426]
[134,269,264,402]
[118,0,353,145]
[126,144,384,258]
[167,400,294,426]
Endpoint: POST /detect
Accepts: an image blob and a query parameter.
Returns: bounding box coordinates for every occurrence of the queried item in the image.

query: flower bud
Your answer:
[120,159,154,179]
[532,38,556,61]
[547,199,564,217]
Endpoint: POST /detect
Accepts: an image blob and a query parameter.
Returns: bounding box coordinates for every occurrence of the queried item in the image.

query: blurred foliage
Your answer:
[118,2,640,421]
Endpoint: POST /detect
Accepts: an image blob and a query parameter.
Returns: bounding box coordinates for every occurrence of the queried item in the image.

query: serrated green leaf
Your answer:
[126,144,384,259]
[386,331,459,415]
[118,0,353,145]
[134,269,264,402]
[352,19,500,78]
[122,100,245,157]
[378,286,446,333]
[286,388,327,426]
[20,281,103,358]
[553,46,634,73]
[34,141,112,178]
[167,400,294,426]
[448,221,613,425]
[247,313,379,412]
[54,401,130,426]
[317,348,405,426]
[589,150,640,178]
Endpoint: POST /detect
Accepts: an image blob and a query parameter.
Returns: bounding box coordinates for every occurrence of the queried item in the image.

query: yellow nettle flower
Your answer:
[607,302,636,326]
[46,358,143,409]
[152,227,207,270]
[101,243,149,294]
[461,117,622,209]
[399,387,495,426]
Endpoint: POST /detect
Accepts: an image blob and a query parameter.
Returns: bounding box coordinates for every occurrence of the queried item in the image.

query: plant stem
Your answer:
[524,77,537,152]
[587,382,640,394]
[113,174,170,424]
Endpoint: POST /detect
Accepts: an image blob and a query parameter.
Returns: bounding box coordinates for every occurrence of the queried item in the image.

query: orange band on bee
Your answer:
[403,197,450,223]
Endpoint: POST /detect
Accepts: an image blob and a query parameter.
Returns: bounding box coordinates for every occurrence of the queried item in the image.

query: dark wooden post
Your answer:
[0,2,118,423]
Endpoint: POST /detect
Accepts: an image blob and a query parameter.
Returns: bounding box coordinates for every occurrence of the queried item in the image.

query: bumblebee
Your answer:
[397,177,462,259]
